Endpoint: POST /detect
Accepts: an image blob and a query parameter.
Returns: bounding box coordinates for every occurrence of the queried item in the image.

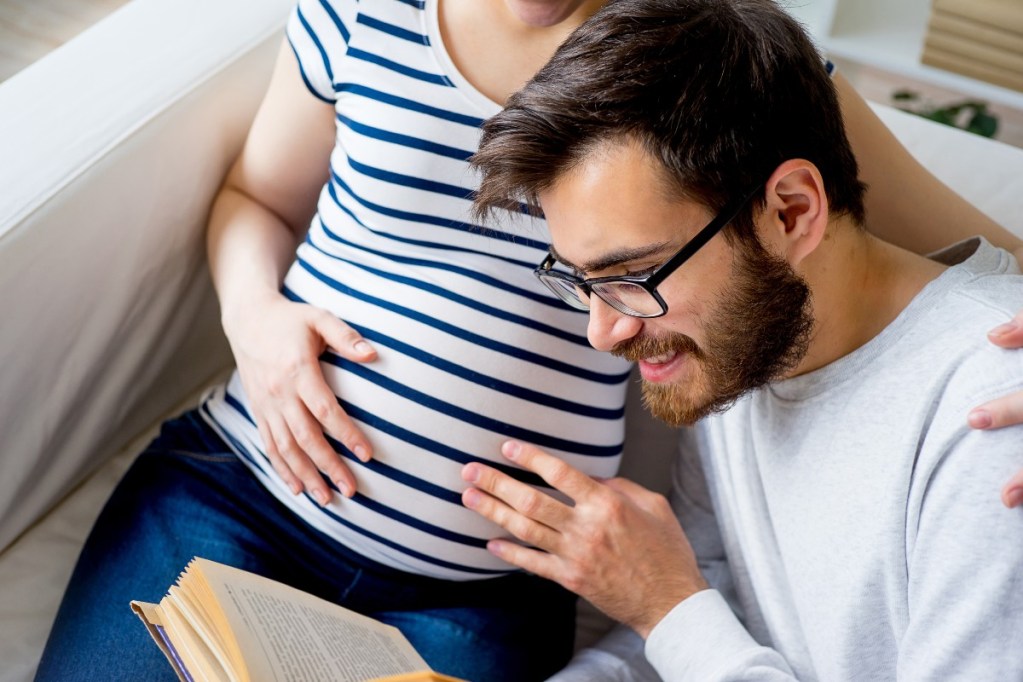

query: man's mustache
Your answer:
[611,332,703,363]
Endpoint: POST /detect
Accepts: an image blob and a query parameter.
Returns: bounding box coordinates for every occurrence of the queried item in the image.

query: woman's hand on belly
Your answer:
[226,294,377,505]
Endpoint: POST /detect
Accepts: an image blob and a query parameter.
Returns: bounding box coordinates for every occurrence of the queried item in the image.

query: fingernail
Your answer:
[989,321,1019,338]
[354,444,370,462]
[502,441,521,459]
[462,463,480,484]
[487,539,505,557]
[314,490,330,506]
[290,483,303,496]
[335,480,351,498]
[968,408,992,429]
[354,340,374,355]
[462,488,480,508]
[1006,487,1023,508]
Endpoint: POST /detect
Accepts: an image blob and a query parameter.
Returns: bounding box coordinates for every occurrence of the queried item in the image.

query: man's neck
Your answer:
[787,220,948,377]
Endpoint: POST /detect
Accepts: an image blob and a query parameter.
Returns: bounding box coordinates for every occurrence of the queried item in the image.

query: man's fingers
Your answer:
[485,538,561,580]
[463,462,572,529]
[968,393,1023,430]
[987,311,1023,349]
[501,440,598,500]
[462,487,561,550]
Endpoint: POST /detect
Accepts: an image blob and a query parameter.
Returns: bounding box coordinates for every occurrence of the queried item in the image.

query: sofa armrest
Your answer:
[0,0,293,551]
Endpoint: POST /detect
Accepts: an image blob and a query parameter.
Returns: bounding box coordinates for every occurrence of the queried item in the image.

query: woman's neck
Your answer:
[437,0,603,105]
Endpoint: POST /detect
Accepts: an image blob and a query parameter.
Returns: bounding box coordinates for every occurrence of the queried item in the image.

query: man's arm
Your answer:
[970,310,1023,509]
[548,434,737,682]
[899,413,1023,678]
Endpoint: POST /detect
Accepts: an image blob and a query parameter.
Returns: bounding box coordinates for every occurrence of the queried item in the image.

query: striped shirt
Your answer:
[201,0,632,580]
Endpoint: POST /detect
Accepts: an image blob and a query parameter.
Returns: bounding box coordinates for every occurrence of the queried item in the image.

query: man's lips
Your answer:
[637,351,687,383]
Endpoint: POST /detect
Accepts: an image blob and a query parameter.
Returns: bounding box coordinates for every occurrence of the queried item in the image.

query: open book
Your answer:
[131,557,465,682]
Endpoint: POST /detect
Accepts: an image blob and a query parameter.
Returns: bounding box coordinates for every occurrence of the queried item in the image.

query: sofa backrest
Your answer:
[0,0,293,551]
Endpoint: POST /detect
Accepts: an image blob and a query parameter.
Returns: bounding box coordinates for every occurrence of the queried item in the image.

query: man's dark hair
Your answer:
[472,0,866,241]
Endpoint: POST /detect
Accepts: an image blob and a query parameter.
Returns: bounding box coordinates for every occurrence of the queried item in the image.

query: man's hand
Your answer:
[461,440,708,638]
[968,309,1023,508]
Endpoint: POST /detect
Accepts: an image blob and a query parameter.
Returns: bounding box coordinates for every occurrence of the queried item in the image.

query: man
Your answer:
[462,0,1023,678]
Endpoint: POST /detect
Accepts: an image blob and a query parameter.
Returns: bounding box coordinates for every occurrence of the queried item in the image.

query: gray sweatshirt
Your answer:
[552,238,1023,681]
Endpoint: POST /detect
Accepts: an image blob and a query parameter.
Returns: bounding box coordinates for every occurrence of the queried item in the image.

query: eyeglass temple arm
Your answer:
[647,186,762,288]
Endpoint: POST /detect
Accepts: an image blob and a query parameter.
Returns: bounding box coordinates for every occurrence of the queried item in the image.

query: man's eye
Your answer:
[625,265,658,278]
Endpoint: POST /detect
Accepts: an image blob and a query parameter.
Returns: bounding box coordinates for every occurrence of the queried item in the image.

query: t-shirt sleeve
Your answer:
[286,0,359,103]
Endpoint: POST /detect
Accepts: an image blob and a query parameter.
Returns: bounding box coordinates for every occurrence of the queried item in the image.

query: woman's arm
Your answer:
[834,72,1023,255]
[207,41,375,505]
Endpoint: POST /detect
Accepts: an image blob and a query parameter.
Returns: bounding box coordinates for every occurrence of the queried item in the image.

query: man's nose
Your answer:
[587,295,643,352]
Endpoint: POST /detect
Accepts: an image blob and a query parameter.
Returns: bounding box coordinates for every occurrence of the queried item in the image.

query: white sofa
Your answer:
[1,1,1021,680]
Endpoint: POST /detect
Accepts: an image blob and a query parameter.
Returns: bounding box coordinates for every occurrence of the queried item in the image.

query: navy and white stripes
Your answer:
[202,0,632,580]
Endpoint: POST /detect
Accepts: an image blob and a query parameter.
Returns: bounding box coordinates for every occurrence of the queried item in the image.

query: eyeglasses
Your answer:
[534,186,762,318]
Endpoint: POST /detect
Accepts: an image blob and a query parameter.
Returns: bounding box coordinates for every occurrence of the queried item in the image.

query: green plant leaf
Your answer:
[924,110,957,126]
[967,111,999,138]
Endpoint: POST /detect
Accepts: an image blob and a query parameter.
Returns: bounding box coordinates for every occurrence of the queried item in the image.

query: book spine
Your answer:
[922,45,1023,92]
[929,11,1023,56]
[932,0,1023,37]
[924,31,1023,72]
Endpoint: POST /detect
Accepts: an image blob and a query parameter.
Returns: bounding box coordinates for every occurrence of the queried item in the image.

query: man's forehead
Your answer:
[548,239,675,273]
[538,138,724,273]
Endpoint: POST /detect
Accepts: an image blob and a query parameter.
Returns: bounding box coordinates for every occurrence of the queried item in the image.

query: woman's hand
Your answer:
[225,292,376,506]
[968,309,1023,508]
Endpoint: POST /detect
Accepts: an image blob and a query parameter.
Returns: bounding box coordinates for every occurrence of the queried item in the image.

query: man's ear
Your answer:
[761,159,828,266]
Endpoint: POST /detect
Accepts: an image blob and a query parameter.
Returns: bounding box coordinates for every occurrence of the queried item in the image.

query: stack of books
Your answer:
[922,0,1023,93]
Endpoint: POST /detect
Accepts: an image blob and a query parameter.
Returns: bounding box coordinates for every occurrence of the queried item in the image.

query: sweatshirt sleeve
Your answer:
[645,590,797,681]
[897,404,1023,679]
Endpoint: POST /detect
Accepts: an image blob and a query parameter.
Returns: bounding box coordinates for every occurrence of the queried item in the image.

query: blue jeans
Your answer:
[35,411,576,681]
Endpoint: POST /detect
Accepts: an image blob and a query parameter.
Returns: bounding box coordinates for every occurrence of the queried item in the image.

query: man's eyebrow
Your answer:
[550,241,674,274]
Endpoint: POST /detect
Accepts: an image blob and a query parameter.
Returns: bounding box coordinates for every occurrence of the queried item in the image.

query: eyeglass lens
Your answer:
[539,275,662,317]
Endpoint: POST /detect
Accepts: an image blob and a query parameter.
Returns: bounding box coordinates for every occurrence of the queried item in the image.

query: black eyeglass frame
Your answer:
[534,185,763,318]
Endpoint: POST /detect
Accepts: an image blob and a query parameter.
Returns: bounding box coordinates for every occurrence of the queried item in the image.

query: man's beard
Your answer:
[612,239,814,426]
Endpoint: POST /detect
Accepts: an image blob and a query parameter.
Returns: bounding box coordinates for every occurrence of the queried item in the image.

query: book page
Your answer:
[160,593,235,682]
[195,558,430,682]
